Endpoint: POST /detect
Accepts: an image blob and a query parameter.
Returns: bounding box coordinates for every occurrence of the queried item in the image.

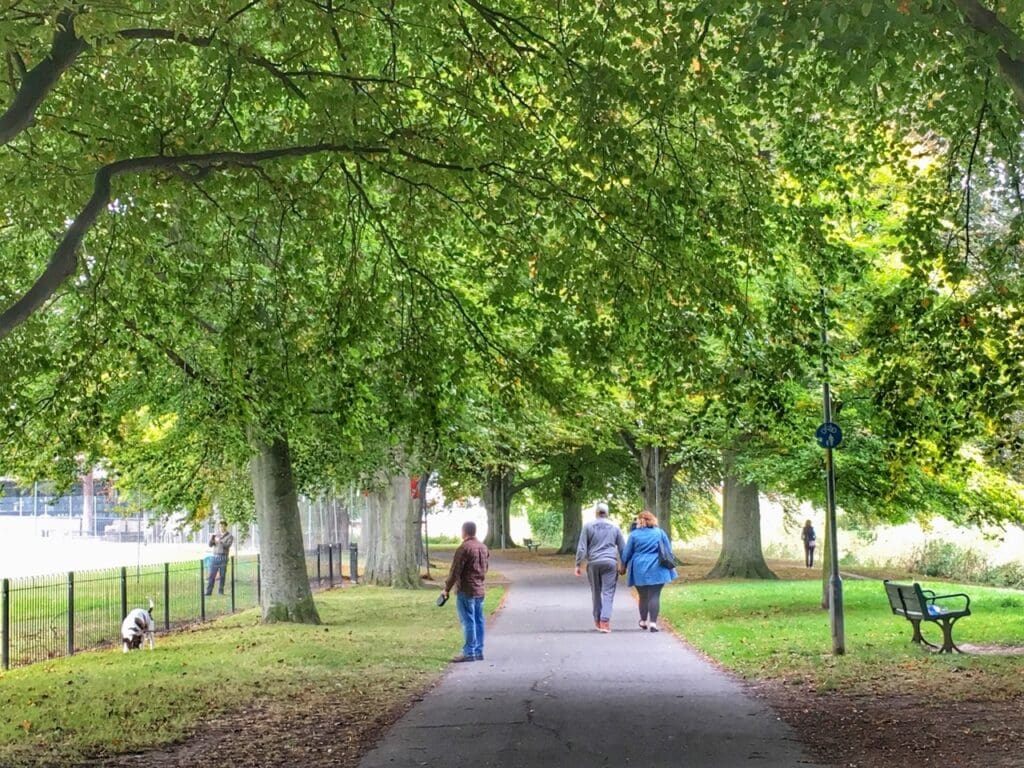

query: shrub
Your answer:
[906,540,989,582]
[983,561,1024,590]
[525,506,562,546]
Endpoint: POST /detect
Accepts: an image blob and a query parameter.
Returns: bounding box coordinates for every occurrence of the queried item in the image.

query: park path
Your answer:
[359,556,828,768]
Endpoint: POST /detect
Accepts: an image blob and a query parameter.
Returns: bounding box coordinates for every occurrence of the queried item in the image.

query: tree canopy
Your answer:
[1,3,1021,603]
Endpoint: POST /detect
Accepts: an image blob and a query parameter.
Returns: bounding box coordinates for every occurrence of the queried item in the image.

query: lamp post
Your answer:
[818,288,845,655]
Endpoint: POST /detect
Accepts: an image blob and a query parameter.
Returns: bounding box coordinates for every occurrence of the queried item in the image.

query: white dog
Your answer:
[121,598,156,652]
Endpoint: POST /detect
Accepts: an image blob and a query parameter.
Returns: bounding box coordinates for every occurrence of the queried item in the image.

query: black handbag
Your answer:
[657,537,679,569]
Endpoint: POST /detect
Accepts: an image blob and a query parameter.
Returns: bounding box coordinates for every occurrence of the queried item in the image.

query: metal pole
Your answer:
[423,503,431,580]
[1,578,9,670]
[349,543,359,584]
[328,545,334,588]
[163,562,170,630]
[199,560,206,622]
[120,566,128,620]
[67,571,75,657]
[654,445,661,519]
[499,470,506,550]
[821,288,845,655]
[256,554,262,606]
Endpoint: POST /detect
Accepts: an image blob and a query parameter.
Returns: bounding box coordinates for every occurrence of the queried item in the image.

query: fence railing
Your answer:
[1,543,358,670]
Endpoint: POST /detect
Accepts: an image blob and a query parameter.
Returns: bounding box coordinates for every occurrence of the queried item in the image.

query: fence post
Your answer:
[119,566,127,620]
[163,562,170,630]
[349,543,358,584]
[67,571,75,657]
[256,554,261,606]
[328,544,334,588]
[230,556,236,613]
[199,560,206,622]
[316,545,322,586]
[1,578,8,670]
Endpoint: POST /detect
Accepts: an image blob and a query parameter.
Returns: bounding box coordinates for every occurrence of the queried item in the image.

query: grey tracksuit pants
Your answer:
[587,560,619,622]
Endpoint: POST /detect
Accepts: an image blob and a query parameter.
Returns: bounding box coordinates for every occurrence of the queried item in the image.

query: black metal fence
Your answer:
[0,543,358,670]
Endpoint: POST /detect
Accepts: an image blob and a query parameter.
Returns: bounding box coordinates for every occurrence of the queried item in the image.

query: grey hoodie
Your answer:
[575,517,625,567]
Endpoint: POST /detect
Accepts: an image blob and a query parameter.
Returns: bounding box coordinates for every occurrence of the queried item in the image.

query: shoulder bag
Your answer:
[657,534,679,569]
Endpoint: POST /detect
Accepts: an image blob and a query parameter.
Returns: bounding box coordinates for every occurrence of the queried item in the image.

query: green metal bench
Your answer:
[523,538,540,552]
[883,580,971,654]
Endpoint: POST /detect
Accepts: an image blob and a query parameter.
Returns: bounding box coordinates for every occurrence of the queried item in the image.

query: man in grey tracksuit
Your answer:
[574,502,625,633]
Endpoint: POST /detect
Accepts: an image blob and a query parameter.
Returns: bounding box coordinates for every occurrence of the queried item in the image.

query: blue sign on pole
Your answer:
[815,422,842,449]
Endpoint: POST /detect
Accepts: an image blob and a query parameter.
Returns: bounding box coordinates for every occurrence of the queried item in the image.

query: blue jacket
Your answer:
[622,527,678,587]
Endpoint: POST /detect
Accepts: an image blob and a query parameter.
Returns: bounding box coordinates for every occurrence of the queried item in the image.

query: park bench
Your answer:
[883,580,971,654]
[523,538,540,552]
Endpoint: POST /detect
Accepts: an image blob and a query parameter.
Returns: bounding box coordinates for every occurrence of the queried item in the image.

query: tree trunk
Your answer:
[707,455,776,580]
[557,457,585,554]
[638,445,681,539]
[363,470,421,589]
[250,434,321,623]
[482,468,517,549]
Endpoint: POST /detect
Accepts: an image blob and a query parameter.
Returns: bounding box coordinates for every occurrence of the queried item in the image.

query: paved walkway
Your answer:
[359,557,827,768]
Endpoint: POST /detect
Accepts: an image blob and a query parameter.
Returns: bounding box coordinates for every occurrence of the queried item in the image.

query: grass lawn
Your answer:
[660,577,1024,701]
[0,582,502,767]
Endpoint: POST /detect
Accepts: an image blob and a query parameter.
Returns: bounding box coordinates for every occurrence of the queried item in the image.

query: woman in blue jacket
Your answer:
[620,510,677,631]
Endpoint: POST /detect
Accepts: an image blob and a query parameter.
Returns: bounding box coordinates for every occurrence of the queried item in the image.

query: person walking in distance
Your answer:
[801,519,817,568]
[620,510,677,631]
[205,520,233,596]
[575,502,625,633]
[442,521,490,662]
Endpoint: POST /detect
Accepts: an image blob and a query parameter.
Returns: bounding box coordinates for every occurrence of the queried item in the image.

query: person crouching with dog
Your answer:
[205,520,234,596]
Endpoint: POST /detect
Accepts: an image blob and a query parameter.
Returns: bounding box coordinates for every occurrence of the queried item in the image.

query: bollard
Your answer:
[316,545,322,585]
[256,553,261,606]
[230,556,236,612]
[349,543,359,584]
[328,545,334,588]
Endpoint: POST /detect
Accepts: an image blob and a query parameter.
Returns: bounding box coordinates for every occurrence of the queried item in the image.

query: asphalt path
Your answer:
[359,556,827,768]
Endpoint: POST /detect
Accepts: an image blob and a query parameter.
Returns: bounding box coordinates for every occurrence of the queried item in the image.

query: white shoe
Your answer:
[649,622,660,632]
[639,620,648,630]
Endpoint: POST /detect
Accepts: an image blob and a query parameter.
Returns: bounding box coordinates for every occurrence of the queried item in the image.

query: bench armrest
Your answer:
[929,592,971,611]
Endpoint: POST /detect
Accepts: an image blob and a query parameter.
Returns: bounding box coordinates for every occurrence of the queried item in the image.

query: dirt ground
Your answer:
[758,681,1024,768]
[90,686,421,768]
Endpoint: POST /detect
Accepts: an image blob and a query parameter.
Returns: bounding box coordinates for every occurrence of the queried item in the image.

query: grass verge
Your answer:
[0,583,503,767]
[660,577,1024,700]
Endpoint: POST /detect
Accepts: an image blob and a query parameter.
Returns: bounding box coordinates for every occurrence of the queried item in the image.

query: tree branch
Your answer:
[0,10,86,146]
[619,430,641,461]
[0,142,393,341]
[963,79,988,266]
[509,467,552,495]
[951,0,1024,111]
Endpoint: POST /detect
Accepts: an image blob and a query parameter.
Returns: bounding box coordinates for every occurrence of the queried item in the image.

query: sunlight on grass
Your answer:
[0,584,502,767]
[662,578,1024,701]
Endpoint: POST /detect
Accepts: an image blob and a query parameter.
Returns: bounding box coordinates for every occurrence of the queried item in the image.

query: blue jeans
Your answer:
[206,556,227,595]
[456,593,485,658]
